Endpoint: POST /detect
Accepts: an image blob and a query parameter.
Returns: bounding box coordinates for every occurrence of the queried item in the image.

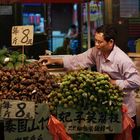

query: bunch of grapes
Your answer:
[48,69,125,114]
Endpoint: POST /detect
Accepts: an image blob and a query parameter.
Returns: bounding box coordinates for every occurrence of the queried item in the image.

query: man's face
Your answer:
[94,32,109,51]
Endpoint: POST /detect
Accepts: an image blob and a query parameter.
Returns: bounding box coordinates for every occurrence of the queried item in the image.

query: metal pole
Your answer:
[87,1,91,49]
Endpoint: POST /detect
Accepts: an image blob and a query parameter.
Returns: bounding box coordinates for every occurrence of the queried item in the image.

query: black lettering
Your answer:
[21,29,30,43]
[16,102,26,117]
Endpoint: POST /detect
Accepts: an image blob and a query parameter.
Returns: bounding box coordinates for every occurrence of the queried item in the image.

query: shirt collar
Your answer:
[107,45,117,62]
[97,45,117,62]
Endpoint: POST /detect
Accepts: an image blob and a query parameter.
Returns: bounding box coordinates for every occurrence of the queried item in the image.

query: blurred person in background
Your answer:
[66,24,79,54]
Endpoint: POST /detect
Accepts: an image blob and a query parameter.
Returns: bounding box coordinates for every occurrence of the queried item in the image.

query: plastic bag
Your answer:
[48,115,73,140]
[114,104,135,140]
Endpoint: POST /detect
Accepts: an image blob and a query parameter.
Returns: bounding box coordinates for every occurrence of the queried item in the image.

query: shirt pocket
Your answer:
[101,62,122,80]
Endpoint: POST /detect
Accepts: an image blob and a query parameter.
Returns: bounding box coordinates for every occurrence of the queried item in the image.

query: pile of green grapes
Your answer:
[48,69,125,113]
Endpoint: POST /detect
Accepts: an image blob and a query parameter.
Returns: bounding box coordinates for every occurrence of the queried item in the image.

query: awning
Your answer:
[20,0,90,3]
[0,0,91,4]
[21,0,78,3]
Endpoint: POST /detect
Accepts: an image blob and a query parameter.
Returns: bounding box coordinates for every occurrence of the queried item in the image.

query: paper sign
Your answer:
[0,101,2,120]
[57,107,122,134]
[4,103,52,140]
[11,25,34,46]
[0,6,12,15]
[1,100,35,119]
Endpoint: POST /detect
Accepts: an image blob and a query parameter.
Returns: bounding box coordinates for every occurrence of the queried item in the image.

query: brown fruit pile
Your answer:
[0,62,59,103]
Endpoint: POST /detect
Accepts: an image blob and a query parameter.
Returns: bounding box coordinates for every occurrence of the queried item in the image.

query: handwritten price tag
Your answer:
[1,100,35,119]
[11,25,34,46]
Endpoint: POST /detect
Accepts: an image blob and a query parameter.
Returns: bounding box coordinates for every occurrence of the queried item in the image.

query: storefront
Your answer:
[0,0,105,59]
[0,1,140,140]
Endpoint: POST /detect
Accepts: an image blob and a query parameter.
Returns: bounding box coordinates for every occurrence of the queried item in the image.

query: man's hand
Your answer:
[39,57,52,65]
[110,79,116,85]
[39,56,63,66]
[102,73,116,85]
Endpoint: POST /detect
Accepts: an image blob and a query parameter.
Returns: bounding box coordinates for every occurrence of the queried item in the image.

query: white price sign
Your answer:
[4,103,52,140]
[1,100,35,119]
[11,25,34,46]
[57,107,122,134]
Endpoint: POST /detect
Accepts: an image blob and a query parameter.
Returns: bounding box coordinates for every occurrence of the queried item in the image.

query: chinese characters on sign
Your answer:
[11,25,33,46]
[4,103,52,140]
[1,100,35,119]
[57,107,122,134]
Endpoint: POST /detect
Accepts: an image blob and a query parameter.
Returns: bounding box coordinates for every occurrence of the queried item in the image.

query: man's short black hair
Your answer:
[96,24,118,42]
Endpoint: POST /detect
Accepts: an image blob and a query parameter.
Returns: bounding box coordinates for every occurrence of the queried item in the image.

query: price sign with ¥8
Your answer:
[11,25,34,46]
[1,100,35,119]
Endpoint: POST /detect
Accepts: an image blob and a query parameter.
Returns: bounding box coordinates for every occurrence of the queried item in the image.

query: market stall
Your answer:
[0,43,131,140]
[0,22,136,139]
[0,1,138,140]
[0,58,124,140]
[0,56,135,140]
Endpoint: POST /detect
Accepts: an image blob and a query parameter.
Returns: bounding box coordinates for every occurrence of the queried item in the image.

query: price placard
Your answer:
[11,25,34,46]
[57,107,122,134]
[1,100,35,119]
[4,103,52,140]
